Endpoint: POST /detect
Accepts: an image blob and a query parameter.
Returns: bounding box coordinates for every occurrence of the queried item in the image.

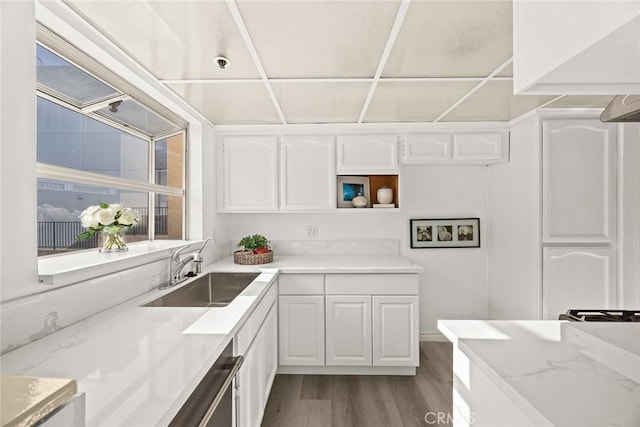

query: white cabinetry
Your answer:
[336,135,398,174]
[543,120,616,243]
[372,296,419,366]
[277,273,419,374]
[281,136,335,210]
[222,136,279,211]
[235,280,278,427]
[325,295,372,366]
[513,1,640,94]
[543,247,616,319]
[402,131,509,165]
[278,275,325,366]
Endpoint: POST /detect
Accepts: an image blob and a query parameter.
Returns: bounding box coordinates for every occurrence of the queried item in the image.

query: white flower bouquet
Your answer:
[78,203,140,251]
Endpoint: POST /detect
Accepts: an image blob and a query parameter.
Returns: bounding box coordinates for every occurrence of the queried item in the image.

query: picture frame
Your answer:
[337,176,370,208]
[410,218,480,248]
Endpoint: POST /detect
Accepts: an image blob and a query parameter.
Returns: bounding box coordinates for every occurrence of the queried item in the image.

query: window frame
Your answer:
[36,41,188,254]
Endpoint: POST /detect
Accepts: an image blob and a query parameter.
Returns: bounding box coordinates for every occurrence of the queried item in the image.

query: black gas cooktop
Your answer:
[559,309,640,322]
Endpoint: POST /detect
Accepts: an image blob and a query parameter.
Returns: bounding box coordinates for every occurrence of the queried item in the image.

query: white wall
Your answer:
[224,164,490,335]
[487,116,542,320]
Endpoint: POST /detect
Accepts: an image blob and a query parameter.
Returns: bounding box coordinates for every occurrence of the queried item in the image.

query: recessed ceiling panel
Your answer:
[364,81,477,122]
[236,0,401,78]
[383,1,512,78]
[272,82,370,124]
[544,96,614,108]
[66,0,260,80]
[440,81,557,122]
[166,82,281,125]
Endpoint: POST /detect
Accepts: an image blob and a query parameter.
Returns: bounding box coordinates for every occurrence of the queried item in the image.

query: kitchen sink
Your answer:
[143,272,260,307]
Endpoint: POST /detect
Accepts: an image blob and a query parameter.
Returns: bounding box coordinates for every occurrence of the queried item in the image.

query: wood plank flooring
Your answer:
[262,342,453,427]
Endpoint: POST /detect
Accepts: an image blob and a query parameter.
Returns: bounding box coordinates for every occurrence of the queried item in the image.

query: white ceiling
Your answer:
[65,0,612,126]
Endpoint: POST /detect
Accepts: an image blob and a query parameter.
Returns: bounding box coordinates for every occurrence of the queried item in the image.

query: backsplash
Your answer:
[1,242,230,355]
[267,239,399,255]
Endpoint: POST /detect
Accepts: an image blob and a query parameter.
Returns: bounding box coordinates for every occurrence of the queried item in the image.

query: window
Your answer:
[36,43,186,256]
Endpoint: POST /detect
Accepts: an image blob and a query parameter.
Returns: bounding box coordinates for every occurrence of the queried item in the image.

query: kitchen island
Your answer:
[438,320,640,426]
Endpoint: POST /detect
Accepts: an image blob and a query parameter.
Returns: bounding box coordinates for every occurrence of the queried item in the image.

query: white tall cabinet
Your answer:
[541,119,617,318]
[488,112,620,320]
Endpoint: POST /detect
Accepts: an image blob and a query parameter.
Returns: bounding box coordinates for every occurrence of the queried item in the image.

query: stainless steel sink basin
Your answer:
[143,272,260,307]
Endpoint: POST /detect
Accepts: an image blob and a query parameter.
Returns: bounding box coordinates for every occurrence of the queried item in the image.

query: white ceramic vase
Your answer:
[377,187,393,204]
[352,193,368,208]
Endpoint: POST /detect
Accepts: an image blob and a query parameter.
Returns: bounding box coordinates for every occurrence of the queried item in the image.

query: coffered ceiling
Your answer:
[64,0,612,126]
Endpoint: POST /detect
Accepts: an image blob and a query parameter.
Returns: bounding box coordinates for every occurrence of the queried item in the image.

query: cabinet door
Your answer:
[402,133,452,163]
[543,247,616,320]
[336,135,398,174]
[237,326,264,427]
[278,296,325,366]
[262,303,278,404]
[372,296,419,366]
[222,135,279,211]
[281,136,335,210]
[543,120,616,243]
[453,132,509,164]
[325,295,372,366]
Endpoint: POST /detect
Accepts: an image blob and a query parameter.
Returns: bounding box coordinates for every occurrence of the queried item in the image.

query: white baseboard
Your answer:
[420,332,449,342]
[277,365,416,376]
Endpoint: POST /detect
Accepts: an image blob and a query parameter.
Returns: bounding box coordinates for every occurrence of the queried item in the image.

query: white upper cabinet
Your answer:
[453,132,509,163]
[513,1,640,94]
[336,135,398,174]
[281,136,335,210]
[221,135,279,211]
[402,133,452,163]
[402,131,508,165]
[543,119,617,243]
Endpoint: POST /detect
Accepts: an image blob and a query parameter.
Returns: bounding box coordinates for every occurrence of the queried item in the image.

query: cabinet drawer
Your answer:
[236,279,277,355]
[325,274,418,295]
[279,274,324,295]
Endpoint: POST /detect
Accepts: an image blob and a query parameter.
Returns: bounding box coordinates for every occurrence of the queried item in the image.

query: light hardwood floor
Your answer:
[262,342,453,427]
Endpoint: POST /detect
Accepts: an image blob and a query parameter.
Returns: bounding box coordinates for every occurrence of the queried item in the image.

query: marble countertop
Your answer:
[208,254,424,274]
[0,254,421,426]
[0,269,278,427]
[1,375,77,427]
[438,320,640,426]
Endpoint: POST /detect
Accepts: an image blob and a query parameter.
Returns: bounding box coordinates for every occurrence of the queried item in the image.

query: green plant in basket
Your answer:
[237,234,270,254]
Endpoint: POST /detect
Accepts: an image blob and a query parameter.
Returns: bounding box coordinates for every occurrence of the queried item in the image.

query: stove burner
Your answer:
[559,309,640,322]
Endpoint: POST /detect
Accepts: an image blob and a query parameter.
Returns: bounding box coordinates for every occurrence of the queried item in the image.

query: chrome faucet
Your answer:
[192,238,215,274]
[165,239,216,289]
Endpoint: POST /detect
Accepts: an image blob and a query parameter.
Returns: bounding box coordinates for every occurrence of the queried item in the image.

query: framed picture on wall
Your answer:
[410,218,480,248]
[337,176,370,208]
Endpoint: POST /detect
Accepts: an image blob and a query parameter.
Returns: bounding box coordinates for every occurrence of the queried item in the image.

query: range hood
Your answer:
[601,95,640,122]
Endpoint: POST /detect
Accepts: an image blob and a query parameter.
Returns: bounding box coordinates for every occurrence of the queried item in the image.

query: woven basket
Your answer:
[233,250,274,265]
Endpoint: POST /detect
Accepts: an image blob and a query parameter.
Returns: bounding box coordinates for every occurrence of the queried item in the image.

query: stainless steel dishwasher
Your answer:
[169,341,243,427]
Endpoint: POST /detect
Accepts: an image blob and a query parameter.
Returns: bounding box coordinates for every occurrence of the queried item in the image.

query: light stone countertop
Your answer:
[0,375,77,427]
[0,255,422,426]
[438,320,640,426]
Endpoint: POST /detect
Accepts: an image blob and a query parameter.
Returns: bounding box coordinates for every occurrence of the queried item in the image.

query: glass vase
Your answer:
[99,227,128,253]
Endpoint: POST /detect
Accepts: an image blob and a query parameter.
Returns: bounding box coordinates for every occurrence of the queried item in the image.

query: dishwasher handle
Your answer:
[198,355,244,427]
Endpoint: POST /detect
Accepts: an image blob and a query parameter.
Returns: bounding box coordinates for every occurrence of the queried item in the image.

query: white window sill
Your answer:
[38,240,205,288]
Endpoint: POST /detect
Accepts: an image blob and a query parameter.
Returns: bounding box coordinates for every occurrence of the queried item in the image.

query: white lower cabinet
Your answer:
[325,295,372,366]
[278,273,419,373]
[278,295,325,366]
[373,296,419,366]
[236,290,278,427]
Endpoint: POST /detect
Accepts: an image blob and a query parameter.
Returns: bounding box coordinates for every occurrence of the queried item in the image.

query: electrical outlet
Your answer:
[306,225,319,238]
